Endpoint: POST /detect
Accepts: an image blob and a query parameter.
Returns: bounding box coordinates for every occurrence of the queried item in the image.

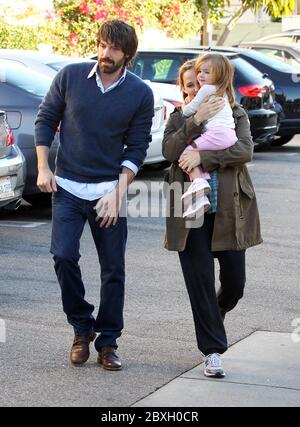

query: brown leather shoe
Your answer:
[70,332,96,365]
[97,347,122,371]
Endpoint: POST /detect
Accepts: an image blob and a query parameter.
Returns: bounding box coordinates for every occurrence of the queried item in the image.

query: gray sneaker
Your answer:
[204,353,226,378]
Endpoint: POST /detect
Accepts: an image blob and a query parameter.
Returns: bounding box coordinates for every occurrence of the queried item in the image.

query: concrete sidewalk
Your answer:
[133,331,300,407]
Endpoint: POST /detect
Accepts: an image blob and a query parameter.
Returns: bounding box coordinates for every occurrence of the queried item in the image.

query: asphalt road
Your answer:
[0,137,299,407]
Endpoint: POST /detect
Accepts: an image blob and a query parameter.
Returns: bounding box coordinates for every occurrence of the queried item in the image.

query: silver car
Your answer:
[238,43,300,68]
[0,110,26,210]
[0,49,85,78]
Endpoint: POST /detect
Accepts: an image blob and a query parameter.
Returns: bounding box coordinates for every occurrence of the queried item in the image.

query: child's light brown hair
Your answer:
[195,53,236,107]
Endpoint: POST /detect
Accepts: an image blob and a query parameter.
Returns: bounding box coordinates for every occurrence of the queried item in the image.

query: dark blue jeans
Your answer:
[51,185,127,350]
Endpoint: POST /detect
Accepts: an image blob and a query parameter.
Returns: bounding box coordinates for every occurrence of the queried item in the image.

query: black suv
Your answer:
[129,49,280,147]
[191,46,300,146]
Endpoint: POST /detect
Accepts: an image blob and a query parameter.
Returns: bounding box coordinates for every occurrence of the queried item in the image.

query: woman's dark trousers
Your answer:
[51,186,127,351]
[178,213,245,356]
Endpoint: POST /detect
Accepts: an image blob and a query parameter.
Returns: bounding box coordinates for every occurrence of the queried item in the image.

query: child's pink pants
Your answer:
[182,127,237,179]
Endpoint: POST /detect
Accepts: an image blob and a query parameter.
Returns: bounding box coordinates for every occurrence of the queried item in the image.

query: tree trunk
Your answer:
[200,0,209,45]
[216,5,250,46]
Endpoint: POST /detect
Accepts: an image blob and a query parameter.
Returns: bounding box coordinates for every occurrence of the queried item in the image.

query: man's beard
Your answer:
[98,57,126,74]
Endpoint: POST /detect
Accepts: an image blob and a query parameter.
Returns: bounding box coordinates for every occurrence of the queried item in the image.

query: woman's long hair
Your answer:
[195,53,236,107]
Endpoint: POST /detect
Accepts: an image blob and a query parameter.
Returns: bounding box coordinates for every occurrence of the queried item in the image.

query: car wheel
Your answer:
[271,135,294,147]
[24,193,52,208]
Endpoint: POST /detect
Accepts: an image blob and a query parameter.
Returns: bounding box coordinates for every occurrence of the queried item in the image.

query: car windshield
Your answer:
[0,59,51,96]
[242,50,299,73]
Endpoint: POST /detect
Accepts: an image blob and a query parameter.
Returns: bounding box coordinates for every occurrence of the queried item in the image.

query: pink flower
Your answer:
[93,11,105,21]
[113,4,124,15]
[69,32,80,47]
[78,2,91,15]
[173,5,180,16]
[78,2,87,12]
[70,32,80,41]
[135,16,143,26]
[93,0,104,5]
[44,10,54,20]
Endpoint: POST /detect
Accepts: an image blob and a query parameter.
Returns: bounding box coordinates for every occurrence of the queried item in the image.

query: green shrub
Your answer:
[0,22,48,50]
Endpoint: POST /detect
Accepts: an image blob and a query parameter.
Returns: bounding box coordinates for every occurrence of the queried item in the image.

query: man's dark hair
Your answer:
[97,20,138,65]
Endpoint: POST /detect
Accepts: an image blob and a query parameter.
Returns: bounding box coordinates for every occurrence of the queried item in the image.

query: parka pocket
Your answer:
[237,172,255,219]
[238,172,254,199]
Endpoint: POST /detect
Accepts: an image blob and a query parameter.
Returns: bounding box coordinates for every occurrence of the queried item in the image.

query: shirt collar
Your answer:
[87,62,127,93]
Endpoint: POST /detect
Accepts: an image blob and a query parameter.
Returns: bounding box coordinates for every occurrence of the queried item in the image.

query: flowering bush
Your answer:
[0,1,200,55]
[51,0,147,56]
[51,0,200,56]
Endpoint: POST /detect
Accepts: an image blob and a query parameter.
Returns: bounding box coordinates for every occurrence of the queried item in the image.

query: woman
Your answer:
[162,59,262,378]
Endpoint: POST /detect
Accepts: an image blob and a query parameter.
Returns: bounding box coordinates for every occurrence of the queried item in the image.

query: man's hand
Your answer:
[179,151,201,173]
[94,166,135,228]
[37,168,57,193]
[94,187,122,228]
[194,96,225,125]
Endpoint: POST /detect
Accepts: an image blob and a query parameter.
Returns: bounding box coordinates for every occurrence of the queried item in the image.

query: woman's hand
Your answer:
[194,96,225,125]
[179,151,201,173]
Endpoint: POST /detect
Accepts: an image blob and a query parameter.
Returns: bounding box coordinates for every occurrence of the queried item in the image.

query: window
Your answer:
[244,50,299,74]
[230,57,267,83]
[131,55,183,83]
[255,48,285,63]
[0,59,51,97]
[284,51,300,68]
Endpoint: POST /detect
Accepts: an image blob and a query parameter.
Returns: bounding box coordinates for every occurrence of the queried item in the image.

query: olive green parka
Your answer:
[162,105,263,252]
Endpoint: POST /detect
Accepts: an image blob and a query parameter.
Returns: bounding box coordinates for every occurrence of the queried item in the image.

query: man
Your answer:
[35,20,154,370]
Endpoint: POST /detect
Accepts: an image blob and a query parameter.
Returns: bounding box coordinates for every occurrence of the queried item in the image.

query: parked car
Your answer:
[0,110,26,211]
[0,58,58,206]
[187,46,300,146]
[0,49,85,78]
[0,59,166,206]
[237,43,300,68]
[140,80,166,166]
[124,49,279,147]
[255,31,300,45]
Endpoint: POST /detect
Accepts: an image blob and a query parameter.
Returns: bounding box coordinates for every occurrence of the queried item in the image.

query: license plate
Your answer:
[0,176,14,200]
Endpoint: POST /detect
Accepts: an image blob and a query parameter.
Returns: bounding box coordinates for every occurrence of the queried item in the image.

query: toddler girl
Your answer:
[180,53,237,218]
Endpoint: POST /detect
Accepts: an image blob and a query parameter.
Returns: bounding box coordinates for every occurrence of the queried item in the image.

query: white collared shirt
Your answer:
[56,63,138,201]
[87,62,127,93]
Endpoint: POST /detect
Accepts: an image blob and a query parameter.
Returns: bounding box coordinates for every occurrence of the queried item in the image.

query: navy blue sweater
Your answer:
[35,62,154,182]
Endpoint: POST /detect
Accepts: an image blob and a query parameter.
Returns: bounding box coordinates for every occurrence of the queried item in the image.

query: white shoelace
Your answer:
[205,353,221,368]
